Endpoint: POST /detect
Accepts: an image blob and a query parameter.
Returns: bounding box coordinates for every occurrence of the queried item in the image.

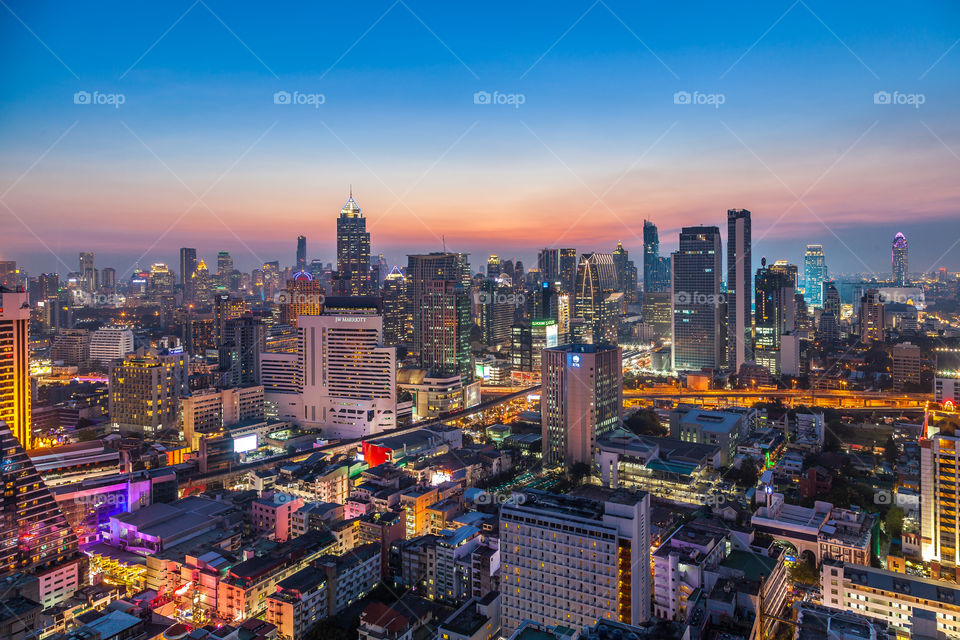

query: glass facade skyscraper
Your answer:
[803,244,827,308]
[726,208,752,371]
[335,193,372,295]
[892,232,908,286]
[671,226,722,371]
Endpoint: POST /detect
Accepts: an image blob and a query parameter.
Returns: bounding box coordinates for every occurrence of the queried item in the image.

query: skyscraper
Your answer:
[0,288,31,448]
[754,259,795,375]
[334,192,372,295]
[643,219,660,292]
[892,232,908,286]
[727,209,752,371]
[558,248,578,294]
[920,417,960,580]
[486,255,501,279]
[803,244,827,308]
[296,235,307,272]
[179,247,197,301]
[859,289,885,343]
[381,266,412,348]
[298,297,397,439]
[108,348,188,435]
[219,315,266,387]
[279,271,323,327]
[574,253,620,345]
[407,252,471,365]
[541,343,621,466]
[417,279,472,380]
[500,489,651,634]
[217,250,233,275]
[79,252,95,293]
[671,226,723,371]
[537,248,559,283]
[612,241,638,303]
[770,259,799,287]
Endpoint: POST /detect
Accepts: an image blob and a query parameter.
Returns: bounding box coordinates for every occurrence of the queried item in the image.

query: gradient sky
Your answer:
[1,0,959,279]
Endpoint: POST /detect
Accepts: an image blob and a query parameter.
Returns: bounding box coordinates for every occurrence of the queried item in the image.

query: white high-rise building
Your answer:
[500,489,651,636]
[299,297,397,439]
[89,327,134,365]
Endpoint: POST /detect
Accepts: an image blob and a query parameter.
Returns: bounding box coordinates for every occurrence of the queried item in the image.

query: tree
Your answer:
[885,506,904,539]
[624,409,666,436]
[788,559,819,587]
[568,462,591,486]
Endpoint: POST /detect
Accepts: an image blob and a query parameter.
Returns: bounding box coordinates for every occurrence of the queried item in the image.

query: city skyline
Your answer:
[1,1,959,275]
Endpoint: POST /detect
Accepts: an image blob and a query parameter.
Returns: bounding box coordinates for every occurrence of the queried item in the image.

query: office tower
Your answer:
[108,348,187,434]
[822,281,841,317]
[754,260,795,376]
[893,232,908,286]
[77,320,111,355]
[727,209,752,370]
[770,259,799,287]
[892,342,922,391]
[179,248,197,300]
[487,255,501,279]
[510,319,558,376]
[0,289,31,448]
[671,226,722,371]
[51,329,91,367]
[541,343,621,466]
[0,421,81,594]
[299,297,397,439]
[262,261,281,301]
[859,289,885,342]
[574,253,619,345]
[612,241,638,303]
[514,259,525,282]
[538,248,560,284]
[296,235,307,272]
[803,244,827,308]
[148,263,175,298]
[643,219,660,292]
[418,280,472,380]
[38,273,59,299]
[500,489,651,635]
[192,259,211,306]
[407,252,471,359]
[558,248,578,294]
[219,315,266,386]
[641,291,673,342]
[381,267,412,348]
[476,278,514,346]
[100,267,116,293]
[935,348,960,406]
[79,252,95,293]
[216,250,233,275]
[214,294,246,347]
[279,272,323,327]
[334,192,372,295]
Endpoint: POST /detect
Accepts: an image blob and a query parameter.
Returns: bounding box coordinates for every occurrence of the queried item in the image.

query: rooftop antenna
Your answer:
[442,235,446,252]
[349,184,352,197]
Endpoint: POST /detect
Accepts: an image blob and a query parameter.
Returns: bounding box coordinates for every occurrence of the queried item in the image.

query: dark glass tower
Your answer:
[727,208,752,370]
[296,235,307,273]
[671,226,722,371]
[892,232,908,286]
[335,193,372,295]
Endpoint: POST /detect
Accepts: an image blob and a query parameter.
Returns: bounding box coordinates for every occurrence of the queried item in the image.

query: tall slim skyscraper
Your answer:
[486,254,501,279]
[727,209,752,370]
[418,279,472,380]
[612,241,638,303]
[407,252,471,365]
[79,252,95,293]
[754,259,795,375]
[892,232,908,286]
[381,267,412,348]
[296,235,307,273]
[179,248,197,301]
[541,343,621,466]
[803,244,827,308]
[537,248,560,283]
[0,289,31,448]
[671,226,723,371]
[335,192,372,295]
[643,219,660,292]
[574,253,620,345]
[920,417,960,581]
[558,248,578,294]
[298,297,396,439]
[217,251,233,275]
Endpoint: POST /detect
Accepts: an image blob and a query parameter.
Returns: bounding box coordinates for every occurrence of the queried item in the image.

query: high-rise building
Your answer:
[334,192,372,296]
[214,294,246,347]
[558,248,578,294]
[217,251,233,276]
[611,241,638,303]
[641,291,673,342]
[476,278,514,346]
[500,489,651,635]
[671,226,723,371]
[381,267,412,348]
[296,235,307,272]
[770,259,799,288]
[0,289,31,448]
[219,315,266,387]
[510,318,558,376]
[541,343,621,466]
[179,248,197,300]
[935,348,960,406]
[486,255,501,279]
[727,209,752,370]
[754,260,795,376]
[803,244,827,308]
[859,289,885,343]
[79,252,95,293]
[892,232,908,286]
[822,280,840,317]
[0,261,17,288]
[51,329,91,367]
[89,327,134,365]
[574,253,620,345]
[108,348,187,435]
[921,418,960,579]
[299,297,397,439]
[100,267,116,293]
[407,252,471,361]
[0,420,81,602]
[417,280,472,380]
[538,248,560,284]
[279,272,323,327]
[38,273,59,299]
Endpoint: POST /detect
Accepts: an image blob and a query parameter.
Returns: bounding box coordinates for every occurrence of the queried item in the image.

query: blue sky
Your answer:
[1,0,958,277]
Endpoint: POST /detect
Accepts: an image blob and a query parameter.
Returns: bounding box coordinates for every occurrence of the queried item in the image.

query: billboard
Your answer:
[233,434,257,453]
